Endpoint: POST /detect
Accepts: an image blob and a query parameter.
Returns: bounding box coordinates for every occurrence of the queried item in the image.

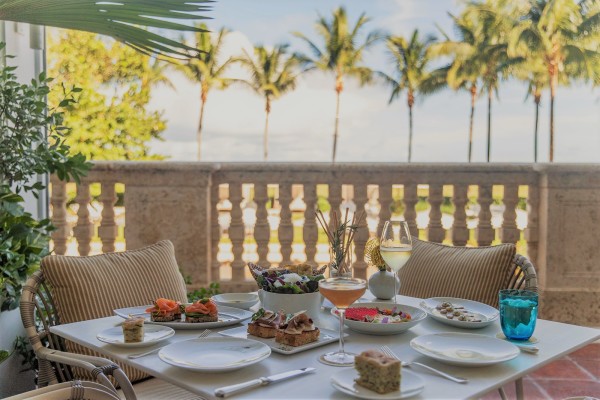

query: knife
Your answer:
[214,367,316,398]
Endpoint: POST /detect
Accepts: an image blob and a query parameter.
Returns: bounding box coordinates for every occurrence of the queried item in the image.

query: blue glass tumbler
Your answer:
[499,289,538,341]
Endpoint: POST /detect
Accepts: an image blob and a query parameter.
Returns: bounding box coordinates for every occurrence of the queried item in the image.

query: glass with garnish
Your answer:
[380,220,413,304]
[319,263,367,366]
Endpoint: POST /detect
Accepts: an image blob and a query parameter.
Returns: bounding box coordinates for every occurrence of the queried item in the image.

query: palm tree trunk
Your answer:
[197,89,207,161]
[264,96,271,161]
[486,88,492,163]
[533,91,541,163]
[468,84,476,162]
[332,88,341,163]
[549,73,557,162]
[407,91,415,163]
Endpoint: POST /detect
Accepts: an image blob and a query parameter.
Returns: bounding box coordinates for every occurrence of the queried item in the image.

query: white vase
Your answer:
[368,270,400,300]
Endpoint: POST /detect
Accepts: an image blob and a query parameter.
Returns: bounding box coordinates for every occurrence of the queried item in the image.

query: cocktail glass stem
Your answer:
[393,272,398,304]
[337,309,346,356]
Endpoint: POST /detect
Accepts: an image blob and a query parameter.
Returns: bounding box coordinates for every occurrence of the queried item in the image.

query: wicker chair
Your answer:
[5,380,121,400]
[20,270,203,400]
[506,254,538,292]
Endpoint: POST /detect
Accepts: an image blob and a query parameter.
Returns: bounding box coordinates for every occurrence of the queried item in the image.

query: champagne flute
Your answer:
[319,258,366,366]
[380,220,413,304]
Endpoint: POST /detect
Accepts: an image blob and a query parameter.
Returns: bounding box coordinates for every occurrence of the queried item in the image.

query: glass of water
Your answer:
[499,289,538,341]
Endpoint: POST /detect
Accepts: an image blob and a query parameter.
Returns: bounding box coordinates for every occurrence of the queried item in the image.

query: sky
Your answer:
[148,0,600,163]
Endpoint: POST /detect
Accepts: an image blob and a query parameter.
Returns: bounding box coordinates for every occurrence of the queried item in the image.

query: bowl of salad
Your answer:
[332,302,427,335]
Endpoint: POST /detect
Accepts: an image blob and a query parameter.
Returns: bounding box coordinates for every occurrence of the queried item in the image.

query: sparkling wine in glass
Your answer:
[319,275,366,366]
[380,220,413,304]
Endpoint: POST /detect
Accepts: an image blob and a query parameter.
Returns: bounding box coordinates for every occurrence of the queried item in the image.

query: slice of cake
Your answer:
[354,350,401,394]
[247,308,284,338]
[184,298,218,322]
[275,311,320,347]
[122,316,144,343]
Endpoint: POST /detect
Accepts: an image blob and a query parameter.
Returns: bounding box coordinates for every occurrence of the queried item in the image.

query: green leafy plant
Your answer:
[187,283,220,302]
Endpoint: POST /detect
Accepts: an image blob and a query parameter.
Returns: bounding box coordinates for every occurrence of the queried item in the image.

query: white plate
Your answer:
[330,368,425,399]
[332,302,427,336]
[218,325,345,355]
[419,297,499,329]
[410,332,520,367]
[212,293,259,310]
[96,325,174,348]
[158,337,271,372]
[113,305,252,330]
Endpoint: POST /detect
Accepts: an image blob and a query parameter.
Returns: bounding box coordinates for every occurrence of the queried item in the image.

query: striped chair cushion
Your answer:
[398,239,516,308]
[41,240,187,383]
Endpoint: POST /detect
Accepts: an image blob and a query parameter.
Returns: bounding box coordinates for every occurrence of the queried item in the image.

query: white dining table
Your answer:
[50,294,600,400]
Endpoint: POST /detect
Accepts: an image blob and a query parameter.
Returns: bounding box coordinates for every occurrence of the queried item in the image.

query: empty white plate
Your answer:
[96,325,174,348]
[331,368,425,399]
[158,337,271,372]
[410,333,520,367]
[212,293,259,310]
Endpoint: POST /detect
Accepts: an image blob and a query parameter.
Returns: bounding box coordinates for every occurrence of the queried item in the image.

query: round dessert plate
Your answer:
[331,368,425,399]
[332,303,426,336]
[410,333,520,367]
[212,293,259,310]
[96,325,174,348]
[158,337,271,372]
[419,297,499,329]
[113,305,253,330]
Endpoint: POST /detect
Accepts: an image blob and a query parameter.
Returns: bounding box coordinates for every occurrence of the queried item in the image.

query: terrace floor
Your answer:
[482,342,600,399]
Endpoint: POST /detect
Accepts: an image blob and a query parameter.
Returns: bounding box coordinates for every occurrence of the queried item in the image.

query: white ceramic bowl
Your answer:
[332,302,426,335]
[212,293,259,310]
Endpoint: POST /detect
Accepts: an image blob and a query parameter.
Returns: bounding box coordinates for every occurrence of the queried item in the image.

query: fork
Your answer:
[379,345,468,384]
[128,329,212,359]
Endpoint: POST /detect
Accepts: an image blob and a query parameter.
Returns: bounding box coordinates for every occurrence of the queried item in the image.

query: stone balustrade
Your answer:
[49,163,600,326]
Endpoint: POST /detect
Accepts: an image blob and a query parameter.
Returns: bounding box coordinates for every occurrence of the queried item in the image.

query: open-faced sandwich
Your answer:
[275,311,320,347]
[185,298,218,323]
[146,298,183,322]
[247,308,284,338]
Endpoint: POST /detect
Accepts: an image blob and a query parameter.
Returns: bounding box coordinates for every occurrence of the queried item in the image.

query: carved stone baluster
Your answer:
[501,184,520,244]
[352,184,369,279]
[328,184,342,233]
[229,183,245,281]
[50,180,69,255]
[427,185,445,243]
[278,183,293,266]
[476,184,494,246]
[452,184,469,246]
[98,183,118,253]
[525,185,539,266]
[303,184,318,266]
[254,183,270,268]
[73,182,93,256]
[403,184,418,237]
[210,184,221,282]
[376,184,393,237]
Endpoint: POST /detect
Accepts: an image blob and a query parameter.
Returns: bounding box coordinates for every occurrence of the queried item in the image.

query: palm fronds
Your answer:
[0,0,213,59]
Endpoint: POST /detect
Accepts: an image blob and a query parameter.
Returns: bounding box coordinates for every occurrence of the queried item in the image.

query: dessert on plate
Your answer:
[146,298,183,322]
[275,311,320,347]
[122,316,144,343]
[185,298,218,323]
[247,308,284,338]
[354,349,401,394]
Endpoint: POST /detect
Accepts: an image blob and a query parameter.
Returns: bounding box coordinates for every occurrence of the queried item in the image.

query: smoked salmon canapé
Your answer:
[185,298,218,323]
[146,298,183,322]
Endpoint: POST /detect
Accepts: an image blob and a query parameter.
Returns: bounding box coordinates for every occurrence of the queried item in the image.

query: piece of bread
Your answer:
[247,323,277,338]
[150,313,176,322]
[275,328,320,347]
[185,314,217,323]
[354,350,401,394]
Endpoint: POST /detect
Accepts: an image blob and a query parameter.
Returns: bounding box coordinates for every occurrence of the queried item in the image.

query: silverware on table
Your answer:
[127,329,212,359]
[380,345,468,384]
[214,367,316,398]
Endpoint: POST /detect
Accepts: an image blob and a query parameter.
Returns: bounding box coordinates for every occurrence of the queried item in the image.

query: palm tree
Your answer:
[0,0,212,59]
[176,26,235,160]
[508,0,600,161]
[430,14,486,162]
[238,44,301,161]
[379,30,439,162]
[293,7,381,162]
